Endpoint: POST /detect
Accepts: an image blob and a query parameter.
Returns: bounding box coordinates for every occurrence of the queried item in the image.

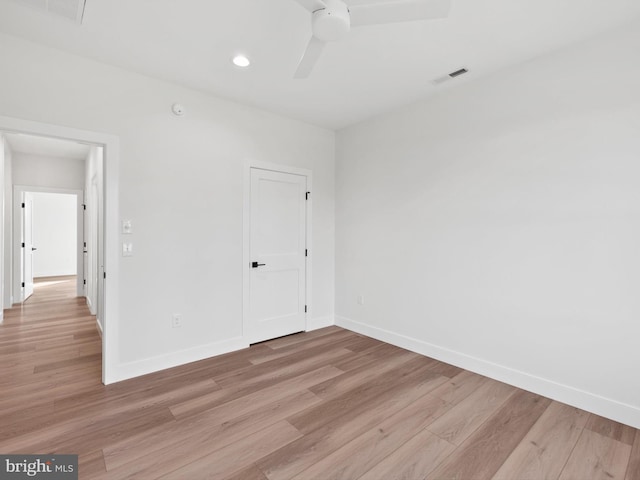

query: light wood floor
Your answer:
[1,277,639,479]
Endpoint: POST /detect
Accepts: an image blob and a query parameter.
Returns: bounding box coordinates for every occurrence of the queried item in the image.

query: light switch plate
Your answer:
[122,219,133,234]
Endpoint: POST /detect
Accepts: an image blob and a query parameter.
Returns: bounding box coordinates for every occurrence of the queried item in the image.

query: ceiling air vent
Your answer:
[10,0,87,24]
[431,67,469,86]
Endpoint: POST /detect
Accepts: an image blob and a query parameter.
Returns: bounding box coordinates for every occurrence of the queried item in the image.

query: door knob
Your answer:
[251,261,266,268]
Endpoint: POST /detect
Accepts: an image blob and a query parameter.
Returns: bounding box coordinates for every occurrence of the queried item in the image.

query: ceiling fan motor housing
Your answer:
[312,0,351,42]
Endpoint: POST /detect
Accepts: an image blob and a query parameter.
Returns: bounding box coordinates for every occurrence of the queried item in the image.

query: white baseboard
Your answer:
[105,336,248,385]
[86,296,96,315]
[105,318,337,385]
[336,315,640,429]
[306,315,335,332]
[95,318,103,338]
[0,310,3,324]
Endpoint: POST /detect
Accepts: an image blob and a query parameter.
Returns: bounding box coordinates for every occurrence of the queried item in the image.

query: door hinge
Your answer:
[21,242,25,248]
[84,242,87,248]
[83,279,86,285]
[305,249,308,257]
[21,282,25,288]
[304,305,307,313]
[82,204,86,210]
[103,272,107,279]
[305,192,310,200]
[21,202,25,208]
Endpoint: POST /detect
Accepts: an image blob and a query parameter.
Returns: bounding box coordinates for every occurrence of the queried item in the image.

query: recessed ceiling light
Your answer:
[232,55,251,68]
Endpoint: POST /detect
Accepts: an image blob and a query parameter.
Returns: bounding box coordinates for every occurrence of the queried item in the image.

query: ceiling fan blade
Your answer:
[292,0,327,12]
[349,0,451,27]
[294,37,326,79]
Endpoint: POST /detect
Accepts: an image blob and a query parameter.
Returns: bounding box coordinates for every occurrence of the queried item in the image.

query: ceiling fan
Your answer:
[292,0,452,78]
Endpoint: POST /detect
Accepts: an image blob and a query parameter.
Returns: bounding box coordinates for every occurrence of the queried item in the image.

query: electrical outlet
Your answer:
[357,295,365,306]
[122,242,133,257]
[171,314,182,328]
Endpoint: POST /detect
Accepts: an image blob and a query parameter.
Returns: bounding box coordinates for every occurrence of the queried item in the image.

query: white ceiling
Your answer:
[0,0,639,129]
[3,132,91,160]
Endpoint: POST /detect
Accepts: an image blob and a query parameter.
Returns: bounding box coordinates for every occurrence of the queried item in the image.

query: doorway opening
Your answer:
[15,187,85,304]
[0,116,118,384]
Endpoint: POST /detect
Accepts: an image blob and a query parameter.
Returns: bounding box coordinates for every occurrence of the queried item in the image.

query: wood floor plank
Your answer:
[290,392,450,479]
[308,348,418,400]
[427,369,488,406]
[0,399,55,427]
[157,420,302,480]
[32,352,101,373]
[330,341,412,372]
[426,390,552,480]
[257,370,450,479]
[0,375,101,408]
[246,329,356,364]
[99,354,249,398]
[492,401,590,480]
[169,365,343,420]
[559,429,631,480]
[288,356,447,435]
[625,430,640,480]
[3,404,176,456]
[223,465,269,480]
[358,428,456,480]
[586,414,637,446]
[425,359,464,378]
[427,378,515,446]
[53,375,220,414]
[339,334,385,353]
[78,450,107,478]
[262,326,342,349]
[0,378,220,449]
[213,344,353,389]
[102,389,322,474]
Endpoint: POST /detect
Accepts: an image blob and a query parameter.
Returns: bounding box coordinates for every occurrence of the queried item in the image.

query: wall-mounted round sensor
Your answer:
[172,103,185,116]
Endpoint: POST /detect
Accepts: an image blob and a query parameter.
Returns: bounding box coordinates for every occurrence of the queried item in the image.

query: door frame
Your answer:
[13,186,84,301]
[242,161,313,343]
[0,115,119,385]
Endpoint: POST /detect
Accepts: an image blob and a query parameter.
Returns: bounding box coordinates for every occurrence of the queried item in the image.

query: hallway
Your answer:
[0,276,103,472]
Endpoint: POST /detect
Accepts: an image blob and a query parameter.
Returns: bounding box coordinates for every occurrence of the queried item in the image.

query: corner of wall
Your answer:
[104,336,248,385]
[96,317,103,338]
[307,315,335,332]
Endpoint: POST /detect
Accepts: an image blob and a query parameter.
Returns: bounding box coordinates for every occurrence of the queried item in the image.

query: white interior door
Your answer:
[23,192,35,300]
[86,178,101,317]
[83,191,88,296]
[95,180,104,326]
[248,168,307,344]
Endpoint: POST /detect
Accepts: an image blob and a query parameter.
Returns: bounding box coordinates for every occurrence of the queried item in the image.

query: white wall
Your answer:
[0,135,5,318]
[3,137,12,309]
[336,22,640,428]
[30,192,77,277]
[0,33,335,381]
[12,152,85,190]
